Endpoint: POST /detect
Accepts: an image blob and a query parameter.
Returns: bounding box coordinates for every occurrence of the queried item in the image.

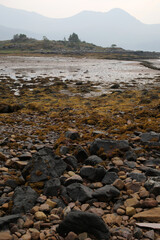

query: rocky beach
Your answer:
[0,56,160,240]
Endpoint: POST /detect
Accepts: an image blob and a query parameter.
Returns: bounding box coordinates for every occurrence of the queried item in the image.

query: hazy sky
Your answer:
[0,0,160,24]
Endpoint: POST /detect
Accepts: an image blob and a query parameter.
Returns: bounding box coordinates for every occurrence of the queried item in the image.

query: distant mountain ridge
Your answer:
[0,4,160,51]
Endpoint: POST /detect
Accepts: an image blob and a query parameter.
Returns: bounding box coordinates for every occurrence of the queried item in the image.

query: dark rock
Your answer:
[110,83,120,89]
[0,214,21,227]
[90,139,129,155]
[124,161,136,168]
[111,227,132,239]
[59,146,69,155]
[144,230,154,240]
[60,186,71,205]
[64,175,83,186]
[80,166,106,182]
[19,152,32,161]
[12,186,38,213]
[63,156,78,171]
[43,178,61,197]
[144,177,160,196]
[85,155,103,166]
[0,197,11,206]
[22,147,67,182]
[140,132,160,143]
[65,130,80,140]
[102,172,118,185]
[56,211,110,239]
[93,185,120,201]
[128,173,146,182]
[133,227,143,239]
[145,168,160,177]
[74,146,88,162]
[66,183,93,202]
[125,150,137,161]
[0,103,23,113]
[144,158,160,167]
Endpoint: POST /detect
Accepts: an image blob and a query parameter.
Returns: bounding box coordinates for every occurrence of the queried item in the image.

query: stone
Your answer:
[113,179,124,190]
[133,208,160,222]
[21,233,31,240]
[0,214,21,226]
[142,198,158,208]
[0,152,7,161]
[46,199,57,208]
[29,228,40,240]
[56,211,110,240]
[93,185,120,201]
[66,183,93,202]
[65,232,78,240]
[139,186,149,198]
[90,139,129,155]
[128,172,146,182]
[117,208,125,215]
[80,166,106,182]
[144,177,160,196]
[84,155,103,166]
[24,219,34,228]
[35,211,47,221]
[59,146,69,155]
[103,213,122,226]
[74,146,88,162]
[145,168,160,177]
[19,152,32,161]
[140,132,160,143]
[64,175,83,186]
[126,207,136,216]
[0,231,12,240]
[39,203,50,212]
[144,230,154,240]
[125,150,137,161]
[110,227,132,240]
[125,182,141,193]
[133,227,143,239]
[112,157,123,166]
[43,178,61,197]
[12,186,38,214]
[65,130,80,140]
[63,156,78,171]
[22,147,67,182]
[88,207,104,217]
[102,172,118,185]
[124,198,139,207]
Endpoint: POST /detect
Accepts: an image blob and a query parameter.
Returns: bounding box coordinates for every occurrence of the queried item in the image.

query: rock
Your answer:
[92,185,120,201]
[141,198,158,208]
[90,139,130,155]
[126,207,136,216]
[74,146,88,162]
[64,175,83,186]
[0,214,21,226]
[21,233,31,240]
[35,211,47,221]
[63,156,78,171]
[0,152,7,161]
[144,177,160,196]
[29,228,40,240]
[125,182,141,193]
[22,147,67,182]
[12,186,38,214]
[56,211,110,240]
[46,199,57,208]
[112,157,123,166]
[139,186,149,198]
[84,155,103,166]
[43,178,61,197]
[111,227,132,239]
[0,231,12,240]
[65,130,80,140]
[19,152,32,161]
[145,168,160,177]
[65,232,78,240]
[103,213,122,226]
[133,207,160,222]
[117,208,125,215]
[125,151,137,161]
[87,207,104,217]
[133,227,143,239]
[128,172,146,182]
[124,198,139,207]
[60,146,69,155]
[23,218,34,228]
[144,230,154,240]
[102,172,118,185]
[80,166,106,182]
[66,183,93,202]
[113,179,124,190]
[140,132,160,143]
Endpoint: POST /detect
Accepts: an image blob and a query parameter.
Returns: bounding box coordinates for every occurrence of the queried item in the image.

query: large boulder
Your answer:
[56,211,110,239]
[22,147,67,182]
[12,186,38,213]
[90,139,130,155]
[102,172,119,185]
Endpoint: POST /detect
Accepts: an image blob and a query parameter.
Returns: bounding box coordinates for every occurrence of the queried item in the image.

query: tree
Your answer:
[68,33,80,43]
[12,34,28,42]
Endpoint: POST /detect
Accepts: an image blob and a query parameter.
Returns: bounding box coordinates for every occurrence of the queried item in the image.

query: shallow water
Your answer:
[0,56,160,96]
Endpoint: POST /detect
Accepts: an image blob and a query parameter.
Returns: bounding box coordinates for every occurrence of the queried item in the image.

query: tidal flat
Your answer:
[0,56,160,240]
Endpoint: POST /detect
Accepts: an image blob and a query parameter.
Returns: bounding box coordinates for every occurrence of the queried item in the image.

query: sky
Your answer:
[0,0,160,24]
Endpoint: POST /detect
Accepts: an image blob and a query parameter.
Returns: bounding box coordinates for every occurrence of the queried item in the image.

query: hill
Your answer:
[0,5,160,51]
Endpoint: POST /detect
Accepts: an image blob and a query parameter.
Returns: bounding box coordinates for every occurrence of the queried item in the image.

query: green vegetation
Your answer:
[0,33,160,60]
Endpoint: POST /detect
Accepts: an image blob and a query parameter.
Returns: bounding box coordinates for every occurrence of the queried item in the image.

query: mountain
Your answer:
[0,4,160,51]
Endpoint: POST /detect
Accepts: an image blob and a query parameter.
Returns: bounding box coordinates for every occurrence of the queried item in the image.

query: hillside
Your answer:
[0,5,160,51]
